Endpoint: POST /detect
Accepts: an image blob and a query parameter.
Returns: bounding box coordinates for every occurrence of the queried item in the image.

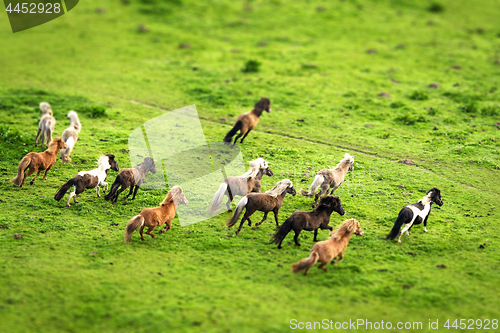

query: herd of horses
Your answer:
[10,99,444,275]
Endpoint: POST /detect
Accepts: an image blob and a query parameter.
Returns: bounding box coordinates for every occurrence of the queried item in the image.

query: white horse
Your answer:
[35,102,56,149]
[60,110,82,163]
[301,153,355,207]
[54,154,120,207]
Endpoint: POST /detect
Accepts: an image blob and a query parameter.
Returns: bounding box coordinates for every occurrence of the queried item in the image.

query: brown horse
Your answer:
[35,102,56,149]
[227,179,296,235]
[292,218,364,275]
[12,137,67,187]
[104,157,157,204]
[270,195,345,249]
[209,158,273,214]
[124,186,188,242]
[301,153,354,207]
[223,97,271,145]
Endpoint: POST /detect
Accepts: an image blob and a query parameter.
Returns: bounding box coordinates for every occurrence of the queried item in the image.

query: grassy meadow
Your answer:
[0,0,499,332]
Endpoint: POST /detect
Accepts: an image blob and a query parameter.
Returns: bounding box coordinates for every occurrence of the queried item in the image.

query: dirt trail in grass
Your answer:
[129,99,483,192]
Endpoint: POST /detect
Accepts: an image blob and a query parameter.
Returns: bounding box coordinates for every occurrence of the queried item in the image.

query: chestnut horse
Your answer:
[12,137,67,187]
[223,97,271,145]
[270,195,345,249]
[209,158,273,214]
[292,218,364,275]
[227,179,296,235]
[301,153,354,207]
[124,186,188,242]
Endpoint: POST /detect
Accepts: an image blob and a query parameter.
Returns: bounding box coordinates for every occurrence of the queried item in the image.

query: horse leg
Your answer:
[35,127,41,146]
[273,210,280,228]
[103,182,108,193]
[236,212,250,235]
[332,252,344,264]
[39,131,45,149]
[124,185,134,199]
[42,165,52,181]
[146,226,156,239]
[139,225,145,241]
[226,189,234,212]
[240,129,252,143]
[131,186,140,200]
[96,185,101,197]
[159,221,171,234]
[30,170,42,185]
[318,262,328,272]
[233,132,243,145]
[293,230,301,246]
[66,190,77,207]
[313,229,319,242]
[255,212,268,227]
[398,223,412,243]
[114,186,127,203]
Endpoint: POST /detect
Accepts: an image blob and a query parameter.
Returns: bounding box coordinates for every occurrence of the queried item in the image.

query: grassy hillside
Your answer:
[0,0,499,332]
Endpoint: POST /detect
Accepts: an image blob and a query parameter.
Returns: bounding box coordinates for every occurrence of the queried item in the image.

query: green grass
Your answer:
[0,0,499,332]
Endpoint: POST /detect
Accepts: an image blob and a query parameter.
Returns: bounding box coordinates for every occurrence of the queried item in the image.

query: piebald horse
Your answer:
[54,154,120,207]
[208,158,273,214]
[386,188,443,243]
[59,110,82,163]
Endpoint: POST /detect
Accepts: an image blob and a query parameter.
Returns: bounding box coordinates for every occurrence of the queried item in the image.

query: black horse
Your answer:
[270,195,345,249]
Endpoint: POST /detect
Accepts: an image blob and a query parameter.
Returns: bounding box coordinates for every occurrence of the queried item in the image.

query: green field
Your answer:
[1,0,499,332]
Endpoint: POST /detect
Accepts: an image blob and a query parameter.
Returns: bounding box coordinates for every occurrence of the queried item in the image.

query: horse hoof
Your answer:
[30,181,34,185]
[228,209,233,212]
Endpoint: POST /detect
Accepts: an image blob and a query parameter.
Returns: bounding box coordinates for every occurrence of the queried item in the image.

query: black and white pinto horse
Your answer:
[386,188,443,243]
[54,154,119,207]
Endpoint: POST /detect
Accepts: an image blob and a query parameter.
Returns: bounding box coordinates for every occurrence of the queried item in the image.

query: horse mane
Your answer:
[68,111,81,132]
[97,155,111,171]
[239,158,268,180]
[252,97,271,115]
[330,218,359,241]
[266,179,292,198]
[40,102,52,115]
[45,138,62,154]
[161,186,182,206]
[334,153,354,170]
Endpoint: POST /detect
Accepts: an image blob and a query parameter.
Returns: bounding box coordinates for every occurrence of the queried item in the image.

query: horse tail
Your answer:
[104,181,120,201]
[223,120,243,143]
[292,250,319,273]
[270,216,294,245]
[301,175,324,196]
[226,196,248,228]
[385,208,412,240]
[11,155,31,187]
[54,178,77,201]
[209,182,228,215]
[124,215,145,243]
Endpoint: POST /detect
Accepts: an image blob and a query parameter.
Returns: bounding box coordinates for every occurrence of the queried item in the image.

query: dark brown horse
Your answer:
[270,195,345,249]
[227,179,296,235]
[12,137,67,187]
[209,158,273,214]
[104,157,157,204]
[223,97,271,145]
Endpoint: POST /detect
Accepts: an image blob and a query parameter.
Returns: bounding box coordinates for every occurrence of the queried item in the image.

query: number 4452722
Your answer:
[5,2,62,14]
[444,319,498,330]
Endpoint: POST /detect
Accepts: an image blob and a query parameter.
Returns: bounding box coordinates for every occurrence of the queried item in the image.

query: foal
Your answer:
[59,111,82,163]
[104,157,157,204]
[209,158,273,214]
[386,188,443,243]
[301,153,354,207]
[223,97,271,145]
[292,219,364,275]
[12,137,67,187]
[227,179,296,235]
[124,186,188,243]
[271,195,345,249]
[35,102,56,149]
[54,154,120,207]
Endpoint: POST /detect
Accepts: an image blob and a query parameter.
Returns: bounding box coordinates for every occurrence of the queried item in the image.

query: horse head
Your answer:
[255,97,271,113]
[105,153,120,172]
[163,186,188,207]
[428,188,443,206]
[287,185,297,196]
[144,157,157,174]
[320,195,345,215]
[264,166,274,177]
